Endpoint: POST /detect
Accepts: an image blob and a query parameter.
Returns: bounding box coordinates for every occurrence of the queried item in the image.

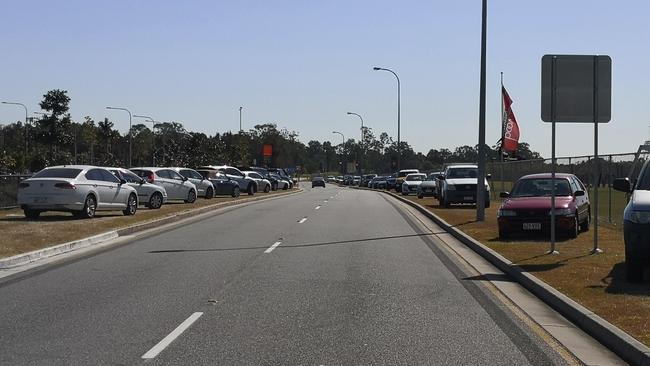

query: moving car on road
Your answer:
[401,173,427,195]
[614,160,650,282]
[107,167,167,209]
[312,176,326,188]
[497,173,590,240]
[438,164,490,208]
[131,167,198,203]
[172,167,216,199]
[18,165,138,219]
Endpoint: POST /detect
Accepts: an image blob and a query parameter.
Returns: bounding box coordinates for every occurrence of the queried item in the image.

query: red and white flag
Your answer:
[502,86,520,153]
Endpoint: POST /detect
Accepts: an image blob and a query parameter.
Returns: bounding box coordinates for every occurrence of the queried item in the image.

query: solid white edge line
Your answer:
[141,312,203,359]
[298,217,307,224]
[264,241,282,254]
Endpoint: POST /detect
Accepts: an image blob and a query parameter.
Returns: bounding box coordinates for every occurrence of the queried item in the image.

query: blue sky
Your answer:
[1,0,649,158]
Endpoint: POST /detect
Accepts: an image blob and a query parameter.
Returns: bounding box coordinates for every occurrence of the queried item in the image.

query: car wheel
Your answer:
[580,210,590,232]
[247,183,255,196]
[148,192,163,209]
[264,184,270,193]
[78,195,97,219]
[417,193,424,199]
[185,189,197,203]
[205,187,214,199]
[232,186,240,198]
[566,215,579,239]
[402,190,408,196]
[282,183,288,191]
[272,182,278,191]
[626,259,644,283]
[23,209,41,219]
[123,194,137,216]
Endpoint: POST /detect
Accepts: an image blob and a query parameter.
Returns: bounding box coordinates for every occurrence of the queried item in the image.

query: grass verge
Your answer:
[399,193,649,347]
[0,189,298,259]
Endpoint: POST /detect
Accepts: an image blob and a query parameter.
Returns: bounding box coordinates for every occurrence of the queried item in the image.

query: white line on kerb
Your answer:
[141,312,203,359]
[298,217,307,224]
[264,241,282,254]
[315,206,321,210]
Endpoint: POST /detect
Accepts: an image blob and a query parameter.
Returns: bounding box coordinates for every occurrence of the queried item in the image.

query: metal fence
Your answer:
[487,152,641,225]
[0,175,30,209]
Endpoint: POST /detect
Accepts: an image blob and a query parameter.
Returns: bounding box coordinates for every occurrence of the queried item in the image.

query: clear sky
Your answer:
[1,0,649,158]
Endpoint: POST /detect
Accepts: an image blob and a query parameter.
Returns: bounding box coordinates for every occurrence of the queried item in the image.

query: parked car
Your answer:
[131,167,198,203]
[17,165,138,219]
[327,176,336,183]
[172,167,216,199]
[107,167,167,209]
[417,172,441,199]
[360,174,377,187]
[268,172,291,190]
[497,173,590,240]
[352,176,361,185]
[614,160,650,282]
[312,176,326,188]
[196,169,241,197]
[197,165,257,195]
[401,173,427,195]
[395,169,420,193]
[336,176,344,184]
[438,164,490,208]
[268,168,295,188]
[243,171,272,193]
[386,173,398,190]
[373,176,389,189]
[243,166,280,190]
[343,175,353,185]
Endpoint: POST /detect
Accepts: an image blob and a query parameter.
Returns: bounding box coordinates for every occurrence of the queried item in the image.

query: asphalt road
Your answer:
[0,185,574,365]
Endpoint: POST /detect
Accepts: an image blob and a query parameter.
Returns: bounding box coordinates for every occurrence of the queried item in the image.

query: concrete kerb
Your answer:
[350,186,650,366]
[0,188,302,270]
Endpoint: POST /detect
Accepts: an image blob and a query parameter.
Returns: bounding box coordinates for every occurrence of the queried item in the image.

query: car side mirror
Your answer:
[573,190,585,197]
[182,176,188,182]
[139,178,145,185]
[613,178,631,193]
[499,192,510,198]
[119,178,127,185]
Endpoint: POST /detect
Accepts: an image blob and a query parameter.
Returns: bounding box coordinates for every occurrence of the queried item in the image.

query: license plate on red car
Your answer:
[523,223,541,230]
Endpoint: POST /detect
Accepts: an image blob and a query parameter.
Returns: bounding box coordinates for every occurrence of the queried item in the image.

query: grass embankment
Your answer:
[0,189,298,259]
[402,193,649,347]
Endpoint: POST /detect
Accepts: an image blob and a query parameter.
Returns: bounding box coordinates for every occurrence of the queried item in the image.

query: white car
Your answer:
[130,167,198,203]
[401,173,427,195]
[438,164,490,208]
[17,165,139,219]
[243,171,271,193]
[106,167,167,209]
[172,167,216,199]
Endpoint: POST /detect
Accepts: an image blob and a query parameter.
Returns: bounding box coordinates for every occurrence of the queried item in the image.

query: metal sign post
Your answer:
[541,54,611,255]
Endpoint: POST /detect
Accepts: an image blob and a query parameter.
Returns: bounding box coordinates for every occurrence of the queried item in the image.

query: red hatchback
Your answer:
[497,173,590,239]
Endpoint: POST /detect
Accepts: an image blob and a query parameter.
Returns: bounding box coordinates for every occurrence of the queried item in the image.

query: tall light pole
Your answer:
[239,106,243,132]
[2,101,28,172]
[333,131,345,173]
[106,106,133,167]
[134,114,157,166]
[476,0,488,222]
[373,66,401,170]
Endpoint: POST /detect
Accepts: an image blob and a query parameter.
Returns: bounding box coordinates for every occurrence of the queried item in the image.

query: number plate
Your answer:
[523,223,542,230]
[463,196,474,201]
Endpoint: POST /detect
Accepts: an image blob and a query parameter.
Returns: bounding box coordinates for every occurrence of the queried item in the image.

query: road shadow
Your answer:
[463,273,514,283]
[592,262,650,295]
[0,213,123,222]
[148,232,447,254]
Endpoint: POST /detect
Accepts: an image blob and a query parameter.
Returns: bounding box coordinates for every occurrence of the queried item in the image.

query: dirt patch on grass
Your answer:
[402,194,650,347]
[0,189,298,259]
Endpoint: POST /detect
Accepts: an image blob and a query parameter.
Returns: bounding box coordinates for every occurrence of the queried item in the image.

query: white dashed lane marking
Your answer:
[264,241,283,254]
[298,217,307,224]
[141,312,203,359]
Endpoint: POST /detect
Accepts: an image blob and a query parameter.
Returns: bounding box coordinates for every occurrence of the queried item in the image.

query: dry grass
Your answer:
[0,189,297,259]
[402,194,650,347]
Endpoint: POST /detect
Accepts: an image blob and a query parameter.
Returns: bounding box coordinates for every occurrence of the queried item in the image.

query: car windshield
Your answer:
[118,170,142,183]
[32,168,82,179]
[510,178,573,197]
[406,174,425,181]
[446,168,477,179]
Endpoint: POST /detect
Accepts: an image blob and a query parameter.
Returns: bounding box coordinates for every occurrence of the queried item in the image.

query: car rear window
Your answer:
[131,169,151,178]
[32,168,82,179]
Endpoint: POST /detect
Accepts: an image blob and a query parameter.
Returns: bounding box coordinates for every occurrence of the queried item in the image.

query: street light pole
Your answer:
[2,101,28,172]
[373,67,401,170]
[476,0,488,222]
[333,131,345,173]
[134,115,157,166]
[239,106,243,132]
[106,106,133,167]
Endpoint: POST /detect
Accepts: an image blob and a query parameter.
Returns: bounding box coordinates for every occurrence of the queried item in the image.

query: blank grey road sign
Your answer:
[541,55,611,123]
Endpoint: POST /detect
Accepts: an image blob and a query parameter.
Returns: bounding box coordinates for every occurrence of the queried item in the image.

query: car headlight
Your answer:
[447,184,456,190]
[549,208,573,216]
[497,209,517,217]
[624,210,650,224]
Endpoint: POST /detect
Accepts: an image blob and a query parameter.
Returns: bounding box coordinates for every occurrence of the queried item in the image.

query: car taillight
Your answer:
[54,182,76,189]
[147,173,155,183]
[19,182,29,189]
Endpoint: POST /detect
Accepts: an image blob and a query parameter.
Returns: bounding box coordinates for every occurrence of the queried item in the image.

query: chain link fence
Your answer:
[487,152,641,226]
[0,175,30,209]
